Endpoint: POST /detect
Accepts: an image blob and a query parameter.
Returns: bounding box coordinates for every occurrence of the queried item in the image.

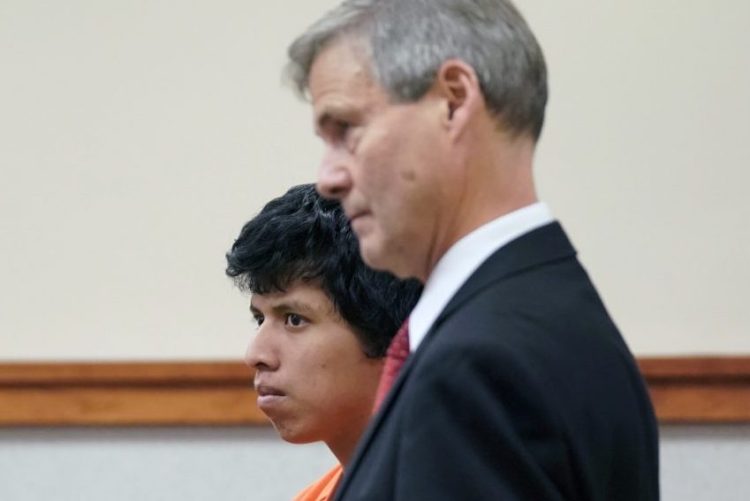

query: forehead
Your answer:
[250,282,336,316]
[308,40,388,124]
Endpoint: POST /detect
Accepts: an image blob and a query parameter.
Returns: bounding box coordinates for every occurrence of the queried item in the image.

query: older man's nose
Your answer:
[317,148,353,200]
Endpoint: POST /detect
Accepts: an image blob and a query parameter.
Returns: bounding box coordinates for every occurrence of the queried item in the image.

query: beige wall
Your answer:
[1,0,748,360]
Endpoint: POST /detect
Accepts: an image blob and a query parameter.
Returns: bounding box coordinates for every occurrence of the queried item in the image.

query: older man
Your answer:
[286,1,659,500]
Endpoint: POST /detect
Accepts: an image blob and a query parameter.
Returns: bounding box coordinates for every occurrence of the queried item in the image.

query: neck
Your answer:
[326,419,367,468]
[422,132,538,280]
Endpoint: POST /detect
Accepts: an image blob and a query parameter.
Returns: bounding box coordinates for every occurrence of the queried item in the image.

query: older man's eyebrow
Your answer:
[315,111,334,136]
[315,103,360,135]
[315,106,349,130]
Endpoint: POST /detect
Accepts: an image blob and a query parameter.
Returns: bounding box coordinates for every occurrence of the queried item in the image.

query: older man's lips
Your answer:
[347,210,363,221]
[255,384,286,409]
[348,210,370,229]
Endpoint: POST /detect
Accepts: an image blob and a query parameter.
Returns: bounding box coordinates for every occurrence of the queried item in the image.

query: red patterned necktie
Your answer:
[373,319,410,411]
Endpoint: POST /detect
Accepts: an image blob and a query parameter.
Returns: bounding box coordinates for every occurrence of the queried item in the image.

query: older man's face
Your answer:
[309,40,457,281]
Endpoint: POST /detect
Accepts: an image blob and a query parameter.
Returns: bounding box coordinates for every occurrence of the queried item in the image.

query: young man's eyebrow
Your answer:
[250,298,320,317]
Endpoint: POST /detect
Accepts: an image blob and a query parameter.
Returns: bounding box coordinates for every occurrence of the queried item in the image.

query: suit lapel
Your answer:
[336,339,421,496]
[436,222,576,324]
[336,222,576,498]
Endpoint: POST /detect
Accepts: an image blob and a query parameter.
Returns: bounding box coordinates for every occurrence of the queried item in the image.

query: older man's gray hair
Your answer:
[287,0,548,140]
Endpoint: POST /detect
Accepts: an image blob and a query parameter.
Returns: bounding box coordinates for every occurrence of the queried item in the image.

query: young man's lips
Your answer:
[254,384,285,397]
[254,384,286,409]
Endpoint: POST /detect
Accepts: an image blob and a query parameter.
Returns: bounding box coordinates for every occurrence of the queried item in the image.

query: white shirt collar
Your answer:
[408,202,554,352]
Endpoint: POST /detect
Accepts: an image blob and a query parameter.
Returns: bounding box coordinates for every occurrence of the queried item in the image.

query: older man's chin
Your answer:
[357,234,390,269]
[358,236,420,281]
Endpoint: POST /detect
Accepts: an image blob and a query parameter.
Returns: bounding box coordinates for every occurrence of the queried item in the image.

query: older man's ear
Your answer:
[431,59,484,140]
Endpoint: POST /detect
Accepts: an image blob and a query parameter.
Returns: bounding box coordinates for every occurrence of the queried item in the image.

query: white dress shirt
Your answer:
[408,202,554,352]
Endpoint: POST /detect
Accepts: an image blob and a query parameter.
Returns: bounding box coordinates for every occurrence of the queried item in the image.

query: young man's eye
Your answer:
[252,314,264,328]
[285,313,307,328]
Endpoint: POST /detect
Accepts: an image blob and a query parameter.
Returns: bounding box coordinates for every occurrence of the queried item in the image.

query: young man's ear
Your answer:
[434,59,483,138]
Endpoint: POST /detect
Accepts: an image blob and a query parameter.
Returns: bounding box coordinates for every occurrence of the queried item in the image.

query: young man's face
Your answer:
[245,281,383,452]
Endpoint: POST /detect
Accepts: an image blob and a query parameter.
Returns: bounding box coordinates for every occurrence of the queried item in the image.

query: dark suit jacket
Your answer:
[335,222,659,500]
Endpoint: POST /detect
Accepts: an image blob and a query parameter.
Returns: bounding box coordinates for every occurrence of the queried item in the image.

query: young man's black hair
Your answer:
[226,183,421,357]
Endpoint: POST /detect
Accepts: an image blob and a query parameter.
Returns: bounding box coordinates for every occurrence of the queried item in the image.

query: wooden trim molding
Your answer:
[638,356,750,423]
[1,357,749,426]
[0,362,265,426]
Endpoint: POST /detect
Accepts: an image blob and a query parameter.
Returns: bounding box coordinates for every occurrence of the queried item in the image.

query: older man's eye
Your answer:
[285,313,307,328]
[334,120,359,146]
[332,120,350,137]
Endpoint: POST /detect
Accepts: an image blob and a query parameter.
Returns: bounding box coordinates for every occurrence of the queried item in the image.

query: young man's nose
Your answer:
[244,326,279,371]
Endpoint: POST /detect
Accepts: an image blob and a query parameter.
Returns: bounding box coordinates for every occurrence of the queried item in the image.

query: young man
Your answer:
[287,1,660,499]
[225,184,421,500]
